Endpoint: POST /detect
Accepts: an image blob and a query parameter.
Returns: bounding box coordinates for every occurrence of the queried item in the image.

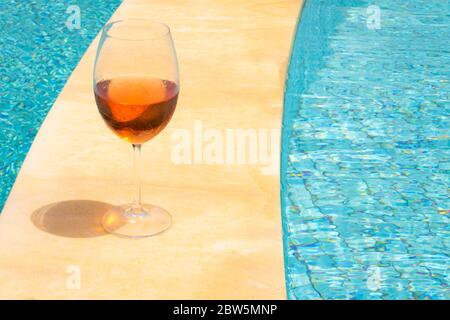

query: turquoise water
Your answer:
[282,0,449,299]
[0,1,121,211]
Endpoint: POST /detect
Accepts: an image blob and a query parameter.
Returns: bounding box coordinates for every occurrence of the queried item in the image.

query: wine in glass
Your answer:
[93,20,179,238]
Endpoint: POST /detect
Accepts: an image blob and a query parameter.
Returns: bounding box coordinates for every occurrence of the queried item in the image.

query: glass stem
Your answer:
[133,144,142,209]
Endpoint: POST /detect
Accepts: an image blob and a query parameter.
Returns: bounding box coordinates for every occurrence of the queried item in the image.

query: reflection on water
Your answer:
[282,0,449,299]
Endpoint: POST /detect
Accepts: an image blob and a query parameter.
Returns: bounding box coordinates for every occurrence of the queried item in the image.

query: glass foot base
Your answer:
[102,203,172,238]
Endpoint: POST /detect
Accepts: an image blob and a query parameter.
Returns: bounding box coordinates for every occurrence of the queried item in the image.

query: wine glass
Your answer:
[93,20,179,238]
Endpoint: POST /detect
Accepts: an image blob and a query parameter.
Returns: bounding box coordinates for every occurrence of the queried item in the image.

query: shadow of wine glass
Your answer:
[31,200,115,238]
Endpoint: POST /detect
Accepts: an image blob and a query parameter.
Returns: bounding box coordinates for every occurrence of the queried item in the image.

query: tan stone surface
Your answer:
[0,0,303,299]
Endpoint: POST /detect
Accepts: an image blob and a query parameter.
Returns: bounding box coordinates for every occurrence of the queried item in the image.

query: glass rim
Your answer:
[102,19,171,41]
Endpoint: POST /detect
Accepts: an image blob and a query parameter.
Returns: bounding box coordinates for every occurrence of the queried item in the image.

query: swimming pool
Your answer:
[282,0,449,299]
[0,0,121,212]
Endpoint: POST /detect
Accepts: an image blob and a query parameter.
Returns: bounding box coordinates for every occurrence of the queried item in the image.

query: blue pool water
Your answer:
[282,0,449,299]
[0,1,121,211]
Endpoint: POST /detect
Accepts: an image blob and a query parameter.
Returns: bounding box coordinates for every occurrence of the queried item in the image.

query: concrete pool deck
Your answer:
[0,0,303,299]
